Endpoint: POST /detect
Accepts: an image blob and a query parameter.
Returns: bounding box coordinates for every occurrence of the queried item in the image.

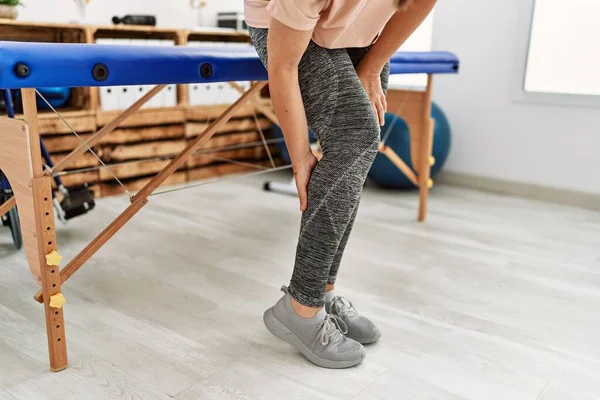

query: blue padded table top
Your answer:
[0,41,459,89]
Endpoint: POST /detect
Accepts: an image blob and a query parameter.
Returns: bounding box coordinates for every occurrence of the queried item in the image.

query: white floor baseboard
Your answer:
[437,171,600,211]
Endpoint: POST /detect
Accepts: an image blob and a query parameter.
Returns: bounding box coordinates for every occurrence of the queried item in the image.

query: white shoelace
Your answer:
[278,286,349,346]
[330,296,358,319]
[318,314,348,346]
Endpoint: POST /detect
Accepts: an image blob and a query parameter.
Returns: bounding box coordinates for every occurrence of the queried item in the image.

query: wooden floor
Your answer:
[1,171,599,400]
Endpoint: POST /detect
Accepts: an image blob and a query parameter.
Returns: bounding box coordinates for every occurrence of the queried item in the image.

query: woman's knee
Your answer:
[343,110,381,159]
[319,115,380,169]
[363,115,381,153]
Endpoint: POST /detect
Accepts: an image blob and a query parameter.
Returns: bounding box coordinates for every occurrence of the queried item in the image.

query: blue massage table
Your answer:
[0,40,458,88]
[0,40,459,372]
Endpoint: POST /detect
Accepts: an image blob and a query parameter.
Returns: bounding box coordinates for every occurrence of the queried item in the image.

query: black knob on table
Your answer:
[92,63,109,82]
[200,63,213,79]
[14,63,30,78]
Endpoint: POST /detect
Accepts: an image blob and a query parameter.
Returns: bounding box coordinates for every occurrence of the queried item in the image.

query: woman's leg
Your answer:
[250,28,381,309]
[327,49,390,287]
[292,56,382,310]
[249,26,378,368]
[250,25,389,367]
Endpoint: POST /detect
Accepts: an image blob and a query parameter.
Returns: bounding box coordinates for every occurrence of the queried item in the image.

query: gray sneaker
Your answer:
[263,286,366,369]
[325,293,381,344]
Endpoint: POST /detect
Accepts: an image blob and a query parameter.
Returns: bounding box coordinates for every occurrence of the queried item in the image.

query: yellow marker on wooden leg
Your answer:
[49,293,66,309]
[429,156,436,166]
[45,250,62,266]
[427,179,434,189]
[45,251,65,309]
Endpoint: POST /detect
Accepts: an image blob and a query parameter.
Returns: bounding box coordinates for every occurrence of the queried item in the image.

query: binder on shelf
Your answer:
[161,39,178,108]
[112,39,136,110]
[96,38,118,111]
[130,39,150,108]
[146,39,166,108]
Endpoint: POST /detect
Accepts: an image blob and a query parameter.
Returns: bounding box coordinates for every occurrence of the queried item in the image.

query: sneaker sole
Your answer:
[263,308,365,369]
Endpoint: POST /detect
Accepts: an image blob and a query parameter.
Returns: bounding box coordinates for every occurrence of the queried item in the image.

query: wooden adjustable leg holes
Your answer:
[32,177,68,372]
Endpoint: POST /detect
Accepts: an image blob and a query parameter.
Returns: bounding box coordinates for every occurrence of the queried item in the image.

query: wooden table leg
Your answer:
[418,75,435,222]
[32,177,68,372]
[418,118,435,222]
[22,89,68,371]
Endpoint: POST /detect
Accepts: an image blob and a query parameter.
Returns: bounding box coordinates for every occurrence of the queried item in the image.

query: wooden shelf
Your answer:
[187,29,251,43]
[92,25,181,42]
[185,104,258,122]
[99,139,187,163]
[0,19,87,42]
[186,117,270,138]
[98,159,181,182]
[14,109,96,135]
[97,106,186,128]
[187,159,279,182]
[0,19,86,30]
[1,19,275,198]
[36,110,97,135]
[98,125,185,145]
[43,133,94,153]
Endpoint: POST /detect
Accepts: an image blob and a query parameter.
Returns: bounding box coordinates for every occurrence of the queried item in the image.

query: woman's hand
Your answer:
[354,0,438,126]
[294,150,319,212]
[357,66,386,126]
[266,18,318,212]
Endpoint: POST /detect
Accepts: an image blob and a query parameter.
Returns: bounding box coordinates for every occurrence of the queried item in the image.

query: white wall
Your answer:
[432,0,600,195]
[17,0,243,28]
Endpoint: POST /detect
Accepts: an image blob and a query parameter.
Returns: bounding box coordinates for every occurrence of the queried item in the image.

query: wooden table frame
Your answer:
[0,75,435,372]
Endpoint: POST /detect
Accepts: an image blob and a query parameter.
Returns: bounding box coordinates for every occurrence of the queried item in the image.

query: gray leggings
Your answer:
[249,27,389,308]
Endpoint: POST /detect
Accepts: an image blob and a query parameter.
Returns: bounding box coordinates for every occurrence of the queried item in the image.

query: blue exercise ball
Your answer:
[14,87,72,109]
[369,102,451,189]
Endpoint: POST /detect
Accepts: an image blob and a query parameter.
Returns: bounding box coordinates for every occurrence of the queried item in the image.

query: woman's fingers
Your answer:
[375,98,385,126]
[296,176,308,212]
[371,102,380,127]
[293,152,318,212]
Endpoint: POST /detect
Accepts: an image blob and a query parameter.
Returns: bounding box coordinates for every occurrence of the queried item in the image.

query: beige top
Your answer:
[244,0,398,49]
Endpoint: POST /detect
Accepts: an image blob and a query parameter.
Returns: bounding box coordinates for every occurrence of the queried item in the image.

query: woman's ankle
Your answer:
[290,296,322,319]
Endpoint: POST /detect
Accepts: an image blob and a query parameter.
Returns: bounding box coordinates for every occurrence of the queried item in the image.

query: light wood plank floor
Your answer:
[1,171,599,399]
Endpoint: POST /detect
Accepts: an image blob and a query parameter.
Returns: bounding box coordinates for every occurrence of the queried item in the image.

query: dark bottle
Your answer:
[112,15,157,26]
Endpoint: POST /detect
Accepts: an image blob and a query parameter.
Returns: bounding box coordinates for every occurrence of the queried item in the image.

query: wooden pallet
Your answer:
[98,159,184,182]
[98,139,187,162]
[186,104,258,122]
[98,124,185,145]
[94,114,274,192]
[204,131,265,149]
[33,110,97,136]
[0,20,87,42]
[52,152,99,170]
[186,116,271,138]
[187,160,276,182]
[187,145,278,169]
[58,170,100,188]
[97,107,186,128]
[42,133,94,153]
[101,171,187,197]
